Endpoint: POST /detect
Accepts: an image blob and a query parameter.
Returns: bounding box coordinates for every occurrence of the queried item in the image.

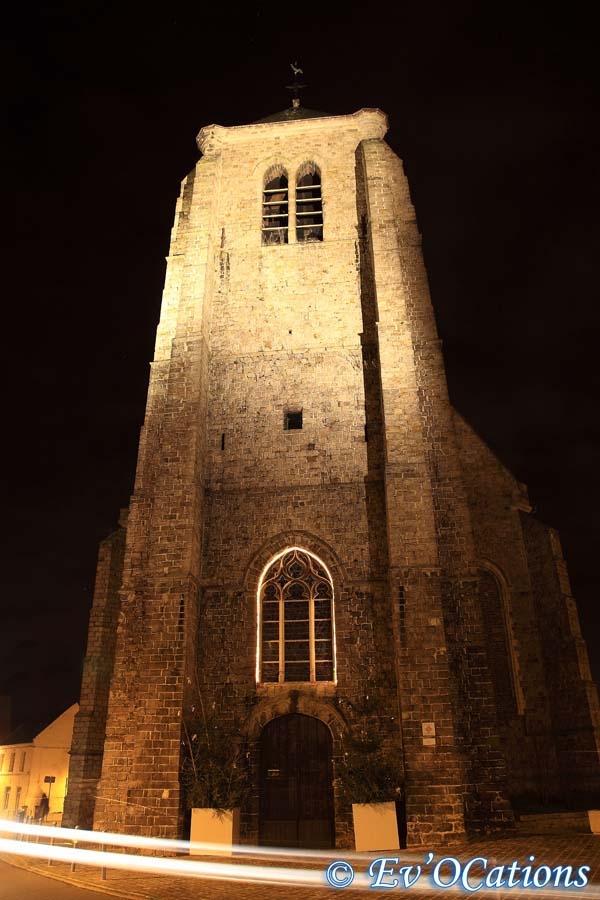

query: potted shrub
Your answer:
[181,711,248,856]
[338,737,403,852]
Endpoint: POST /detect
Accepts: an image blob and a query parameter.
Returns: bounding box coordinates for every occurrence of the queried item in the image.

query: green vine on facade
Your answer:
[333,690,403,804]
[180,679,249,811]
[337,731,403,804]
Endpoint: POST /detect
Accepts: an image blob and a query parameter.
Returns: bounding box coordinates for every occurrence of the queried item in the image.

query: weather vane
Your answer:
[286,62,306,107]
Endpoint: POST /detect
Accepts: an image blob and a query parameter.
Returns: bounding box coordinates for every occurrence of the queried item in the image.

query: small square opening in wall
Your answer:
[284,409,303,431]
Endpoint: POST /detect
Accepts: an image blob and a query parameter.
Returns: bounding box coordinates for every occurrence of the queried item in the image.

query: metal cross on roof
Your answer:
[286,62,307,107]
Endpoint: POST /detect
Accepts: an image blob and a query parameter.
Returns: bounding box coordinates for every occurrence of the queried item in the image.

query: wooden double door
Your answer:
[259,714,334,848]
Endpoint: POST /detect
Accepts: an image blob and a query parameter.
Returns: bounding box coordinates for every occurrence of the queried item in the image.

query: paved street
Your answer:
[0,859,124,900]
[3,832,600,899]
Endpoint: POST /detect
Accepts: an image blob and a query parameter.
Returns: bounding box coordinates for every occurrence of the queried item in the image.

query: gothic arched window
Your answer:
[296,164,323,242]
[262,169,289,245]
[258,548,335,683]
[479,566,524,720]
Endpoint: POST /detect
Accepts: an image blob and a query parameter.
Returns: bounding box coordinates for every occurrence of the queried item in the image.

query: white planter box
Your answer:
[589,810,600,833]
[190,807,240,856]
[352,801,400,851]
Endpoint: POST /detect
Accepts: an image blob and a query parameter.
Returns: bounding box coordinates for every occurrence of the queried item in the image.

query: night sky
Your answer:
[3,2,599,734]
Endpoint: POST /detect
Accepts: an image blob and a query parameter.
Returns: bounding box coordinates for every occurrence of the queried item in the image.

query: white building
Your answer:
[0,703,77,823]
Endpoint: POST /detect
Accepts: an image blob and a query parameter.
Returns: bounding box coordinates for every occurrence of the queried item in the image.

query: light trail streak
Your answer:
[0,818,422,864]
[0,836,331,889]
[2,820,599,896]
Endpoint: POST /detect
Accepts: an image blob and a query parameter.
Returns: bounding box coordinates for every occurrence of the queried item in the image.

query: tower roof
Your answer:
[254,105,329,124]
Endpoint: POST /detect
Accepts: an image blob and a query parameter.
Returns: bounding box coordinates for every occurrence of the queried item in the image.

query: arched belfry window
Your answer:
[296,164,323,242]
[262,168,289,245]
[258,548,335,683]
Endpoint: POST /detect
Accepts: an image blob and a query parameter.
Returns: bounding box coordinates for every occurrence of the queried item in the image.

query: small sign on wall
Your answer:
[422,722,436,746]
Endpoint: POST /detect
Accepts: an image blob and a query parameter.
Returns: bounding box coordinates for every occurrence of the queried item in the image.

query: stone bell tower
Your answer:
[64,100,600,847]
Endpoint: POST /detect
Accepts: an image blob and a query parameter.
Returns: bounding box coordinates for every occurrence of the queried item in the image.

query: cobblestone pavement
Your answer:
[3,833,600,900]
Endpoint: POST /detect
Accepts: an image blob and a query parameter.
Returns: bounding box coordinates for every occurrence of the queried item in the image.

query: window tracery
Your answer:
[259,548,334,683]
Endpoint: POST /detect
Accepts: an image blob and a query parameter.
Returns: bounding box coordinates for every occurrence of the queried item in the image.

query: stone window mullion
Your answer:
[278,584,285,683]
[309,588,316,680]
[288,180,296,243]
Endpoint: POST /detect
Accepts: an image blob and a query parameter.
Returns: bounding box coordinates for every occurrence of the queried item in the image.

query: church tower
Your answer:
[64,101,600,847]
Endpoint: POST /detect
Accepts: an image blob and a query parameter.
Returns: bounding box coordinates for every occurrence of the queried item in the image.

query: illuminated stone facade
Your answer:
[64,107,600,847]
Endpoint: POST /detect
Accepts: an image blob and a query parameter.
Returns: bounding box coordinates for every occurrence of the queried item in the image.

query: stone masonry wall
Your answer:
[63,515,126,829]
[188,110,513,844]
[359,139,512,840]
[66,108,587,844]
[453,409,600,804]
[452,412,560,800]
[521,514,600,801]
[196,111,404,846]
[90,147,223,837]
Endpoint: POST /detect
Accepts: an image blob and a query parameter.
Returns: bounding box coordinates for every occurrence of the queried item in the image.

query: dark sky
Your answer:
[3,2,599,734]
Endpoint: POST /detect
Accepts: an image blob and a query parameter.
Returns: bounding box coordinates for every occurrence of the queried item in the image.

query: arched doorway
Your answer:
[259,714,334,848]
